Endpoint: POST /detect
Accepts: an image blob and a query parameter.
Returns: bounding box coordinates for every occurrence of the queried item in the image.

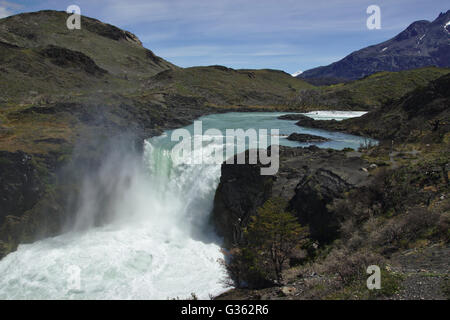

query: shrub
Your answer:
[220,247,272,289]
[321,248,385,285]
[220,198,309,288]
[245,198,309,283]
[373,206,440,249]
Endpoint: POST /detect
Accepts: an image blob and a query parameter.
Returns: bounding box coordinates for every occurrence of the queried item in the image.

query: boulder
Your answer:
[279,287,297,296]
[287,133,330,143]
[278,113,318,128]
[0,151,44,222]
[278,114,314,122]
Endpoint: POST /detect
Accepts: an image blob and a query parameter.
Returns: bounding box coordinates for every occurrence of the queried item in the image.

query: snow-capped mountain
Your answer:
[298,10,450,81]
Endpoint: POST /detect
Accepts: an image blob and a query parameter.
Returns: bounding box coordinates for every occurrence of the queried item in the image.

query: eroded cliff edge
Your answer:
[212,146,371,246]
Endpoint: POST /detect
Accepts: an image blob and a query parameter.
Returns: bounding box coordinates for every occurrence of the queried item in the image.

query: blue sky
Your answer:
[1,0,449,74]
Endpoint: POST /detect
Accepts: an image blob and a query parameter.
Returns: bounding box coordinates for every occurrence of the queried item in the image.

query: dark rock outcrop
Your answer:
[40,45,107,76]
[287,133,329,143]
[0,151,44,223]
[212,146,370,246]
[0,150,68,259]
[278,114,311,121]
[83,18,143,46]
[294,115,316,127]
[278,114,316,126]
[212,152,275,247]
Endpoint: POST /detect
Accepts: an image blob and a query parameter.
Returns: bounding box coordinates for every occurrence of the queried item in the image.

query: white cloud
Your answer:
[156,43,302,59]
[0,1,21,19]
[0,6,12,18]
[80,0,379,33]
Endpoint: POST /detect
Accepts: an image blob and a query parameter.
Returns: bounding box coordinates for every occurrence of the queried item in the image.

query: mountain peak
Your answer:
[394,20,430,41]
[299,11,450,82]
[1,10,144,47]
[436,10,450,20]
[0,10,175,79]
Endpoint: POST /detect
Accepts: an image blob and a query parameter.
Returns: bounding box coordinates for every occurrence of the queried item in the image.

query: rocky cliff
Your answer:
[212,146,371,246]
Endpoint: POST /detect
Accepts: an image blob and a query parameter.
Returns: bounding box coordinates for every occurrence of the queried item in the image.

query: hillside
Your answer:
[299,10,450,82]
[290,67,450,110]
[0,10,176,79]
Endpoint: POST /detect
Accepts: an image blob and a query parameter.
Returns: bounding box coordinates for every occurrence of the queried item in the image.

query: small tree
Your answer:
[245,198,309,283]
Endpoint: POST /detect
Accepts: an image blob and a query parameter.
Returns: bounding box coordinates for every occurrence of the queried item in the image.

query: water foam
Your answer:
[0,135,229,300]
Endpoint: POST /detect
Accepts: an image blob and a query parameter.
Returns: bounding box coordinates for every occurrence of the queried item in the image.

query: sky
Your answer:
[0,0,449,74]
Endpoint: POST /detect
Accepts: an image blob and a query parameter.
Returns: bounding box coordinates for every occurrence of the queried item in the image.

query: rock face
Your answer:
[294,116,316,127]
[211,146,370,246]
[212,157,275,247]
[287,133,329,143]
[0,151,44,222]
[278,114,317,128]
[299,11,450,82]
[39,45,108,77]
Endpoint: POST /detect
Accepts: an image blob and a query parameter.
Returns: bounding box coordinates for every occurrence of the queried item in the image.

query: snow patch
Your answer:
[291,70,303,77]
[381,47,388,52]
[302,110,368,120]
[445,21,450,34]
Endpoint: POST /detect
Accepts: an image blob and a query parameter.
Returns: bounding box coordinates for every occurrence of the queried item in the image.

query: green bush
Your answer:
[221,198,309,288]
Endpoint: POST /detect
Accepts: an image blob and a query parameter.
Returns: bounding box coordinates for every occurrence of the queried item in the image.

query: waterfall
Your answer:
[0,111,373,300]
[0,133,228,300]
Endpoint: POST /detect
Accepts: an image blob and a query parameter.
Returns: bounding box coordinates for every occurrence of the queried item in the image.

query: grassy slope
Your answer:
[145,66,314,107]
[291,67,450,110]
[0,10,175,78]
[0,10,448,260]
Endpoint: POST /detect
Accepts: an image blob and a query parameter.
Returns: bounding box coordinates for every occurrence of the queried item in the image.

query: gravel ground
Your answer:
[216,245,450,300]
[389,245,449,300]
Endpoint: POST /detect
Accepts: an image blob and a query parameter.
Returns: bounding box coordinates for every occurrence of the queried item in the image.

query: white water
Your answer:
[0,111,373,300]
[0,138,228,300]
[302,110,367,119]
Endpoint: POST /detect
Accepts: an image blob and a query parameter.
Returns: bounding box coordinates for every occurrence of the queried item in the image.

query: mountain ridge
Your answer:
[299,10,450,82]
[0,10,176,81]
